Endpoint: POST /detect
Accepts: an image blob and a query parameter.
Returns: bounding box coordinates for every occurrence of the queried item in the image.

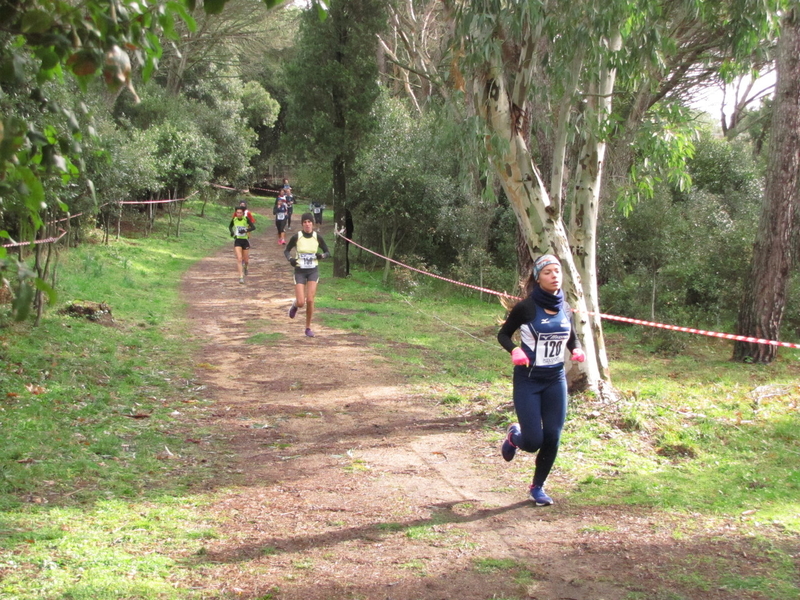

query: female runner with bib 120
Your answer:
[284,213,330,337]
[497,254,585,506]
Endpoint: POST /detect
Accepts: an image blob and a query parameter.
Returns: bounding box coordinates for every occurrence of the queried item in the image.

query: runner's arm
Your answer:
[283,234,298,261]
[567,315,581,352]
[316,235,330,257]
[497,300,533,352]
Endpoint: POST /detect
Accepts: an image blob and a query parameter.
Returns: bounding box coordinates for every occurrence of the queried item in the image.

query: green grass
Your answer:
[316,268,507,385]
[245,331,285,345]
[1,201,799,599]
[0,199,247,599]
[317,270,800,528]
[314,263,800,599]
[560,330,800,532]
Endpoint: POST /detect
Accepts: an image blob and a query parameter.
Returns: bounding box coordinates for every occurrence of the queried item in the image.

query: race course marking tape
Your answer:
[334,230,800,350]
[2,229,67,248]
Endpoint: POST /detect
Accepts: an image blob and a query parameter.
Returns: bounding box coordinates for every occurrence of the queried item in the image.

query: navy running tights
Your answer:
[510,366,567,487]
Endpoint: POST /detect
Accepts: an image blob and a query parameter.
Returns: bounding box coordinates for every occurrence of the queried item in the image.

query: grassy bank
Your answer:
[318,267,800,528]
[316,267,800,599]
[0,198,261,599]
[0,208,798,599]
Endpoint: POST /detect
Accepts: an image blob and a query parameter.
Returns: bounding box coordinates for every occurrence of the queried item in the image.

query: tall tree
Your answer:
[451,0,783,392]
[283,0,386,277]
[733,6,800,363]
[158,0,294,96]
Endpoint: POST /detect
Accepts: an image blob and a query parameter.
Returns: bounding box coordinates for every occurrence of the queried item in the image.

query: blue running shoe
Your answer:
[288,302,298,319]
[305,328,315,337]
[529,485,553,506]
[501,423,520,462]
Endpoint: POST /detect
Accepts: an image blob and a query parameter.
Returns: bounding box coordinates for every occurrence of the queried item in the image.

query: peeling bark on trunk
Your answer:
[568,30,621,381]
[477,70,602,392]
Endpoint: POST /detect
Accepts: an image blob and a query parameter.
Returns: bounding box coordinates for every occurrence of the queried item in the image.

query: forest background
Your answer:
[1,2,800,598]
[1,0,799,373]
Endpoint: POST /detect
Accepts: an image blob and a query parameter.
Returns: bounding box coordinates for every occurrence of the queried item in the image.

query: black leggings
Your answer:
[510,367,567,487]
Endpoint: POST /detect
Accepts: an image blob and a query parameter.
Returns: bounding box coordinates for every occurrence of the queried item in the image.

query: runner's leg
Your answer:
[234,246,244,278]
[294,282,306,310]
[305,280,318,330]
[532,377,568,487]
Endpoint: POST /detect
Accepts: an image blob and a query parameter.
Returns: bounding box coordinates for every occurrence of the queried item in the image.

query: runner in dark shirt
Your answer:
[497,254,585,506]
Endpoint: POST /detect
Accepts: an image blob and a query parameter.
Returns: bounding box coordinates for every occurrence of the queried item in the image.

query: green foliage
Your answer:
[240,80,281,131]
[617,101,697,214]
[351,96,457,268]
[0,0,198,235]
[599,129,764,331]
[84,118,160,205]
[348,95,514,293]
[0,0,289,318]
[283,0,386,167]
[151,122,215,195]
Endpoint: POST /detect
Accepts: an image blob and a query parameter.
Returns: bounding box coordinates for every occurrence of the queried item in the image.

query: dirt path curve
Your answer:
[179,224,659,600]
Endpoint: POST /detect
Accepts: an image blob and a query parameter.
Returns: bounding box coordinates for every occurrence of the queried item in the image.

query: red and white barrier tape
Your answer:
[334,230,800,350]
[51,212,84,224]
[6,192,199,247]
[119,197,183,205]
[336,230,519,300]
[2,229,67,248]
[118,189,198,204]
[594,313,800,348]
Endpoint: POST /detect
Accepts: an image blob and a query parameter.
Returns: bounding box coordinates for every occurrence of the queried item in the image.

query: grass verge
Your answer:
[316,263,800,600]
[1,212,798,600]
[0,197,261,599]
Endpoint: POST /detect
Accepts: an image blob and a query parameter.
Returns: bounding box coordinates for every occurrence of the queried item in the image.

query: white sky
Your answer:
[689,71,776,118]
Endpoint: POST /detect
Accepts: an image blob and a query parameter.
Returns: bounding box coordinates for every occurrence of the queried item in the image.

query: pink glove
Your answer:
[511,348,530,366]
[571,348,586,363]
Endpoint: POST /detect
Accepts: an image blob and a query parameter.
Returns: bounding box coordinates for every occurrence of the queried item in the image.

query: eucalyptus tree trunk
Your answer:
[733,8,800,363]
[567,29,621,381]
[475,70,602,392]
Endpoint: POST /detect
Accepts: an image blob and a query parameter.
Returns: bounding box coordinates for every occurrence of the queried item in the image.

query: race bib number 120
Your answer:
[535,332,569,367]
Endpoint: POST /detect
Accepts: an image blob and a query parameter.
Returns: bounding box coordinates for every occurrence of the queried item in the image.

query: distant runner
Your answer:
[274,194,289,245]
[285,187,295,231]
[284,213,330,337]
[229,207,255,284]
[497,254,585,506]
[310,200,325,230]
[233,200,256,227]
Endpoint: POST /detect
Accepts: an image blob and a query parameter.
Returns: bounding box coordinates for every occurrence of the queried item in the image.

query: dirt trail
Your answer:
[179,224,679,600]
